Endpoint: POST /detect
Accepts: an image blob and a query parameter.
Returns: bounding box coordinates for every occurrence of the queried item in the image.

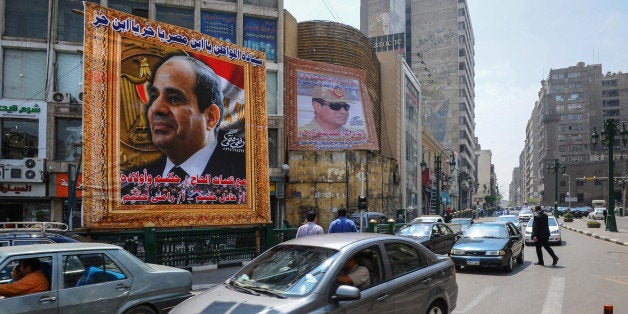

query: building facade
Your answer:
[361,0,478,210]
[516,62,628,208]
[0,0,287,225]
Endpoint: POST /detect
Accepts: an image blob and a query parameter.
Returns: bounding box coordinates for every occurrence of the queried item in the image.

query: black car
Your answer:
[348,212,389,231]
[395,222,458,254]
[0,222,81,247]
[449,221,524,272]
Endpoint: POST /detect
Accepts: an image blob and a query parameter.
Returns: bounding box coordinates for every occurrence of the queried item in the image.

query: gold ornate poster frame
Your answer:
[83,3,269,228]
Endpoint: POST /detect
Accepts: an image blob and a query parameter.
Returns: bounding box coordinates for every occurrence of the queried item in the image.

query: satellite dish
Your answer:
[25,170,36,179]
[25,158,37,168]
[53,92,65,103]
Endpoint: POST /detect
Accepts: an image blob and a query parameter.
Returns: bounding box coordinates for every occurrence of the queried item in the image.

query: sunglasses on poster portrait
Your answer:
[313,98,351,111]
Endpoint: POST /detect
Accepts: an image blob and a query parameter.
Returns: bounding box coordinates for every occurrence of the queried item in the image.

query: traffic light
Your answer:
[358,196,367,210]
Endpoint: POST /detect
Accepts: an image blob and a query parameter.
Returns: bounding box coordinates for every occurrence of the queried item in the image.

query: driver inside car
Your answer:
[335,256,370,289]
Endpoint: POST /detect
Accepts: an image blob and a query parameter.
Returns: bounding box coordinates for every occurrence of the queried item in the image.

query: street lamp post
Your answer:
[562,173,571,210]
[421,149,456,216]
[457,171,470,211]
[591,118,628,232]
[547,159,565,218]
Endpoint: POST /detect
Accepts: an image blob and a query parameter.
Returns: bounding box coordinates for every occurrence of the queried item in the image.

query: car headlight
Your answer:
[485,250,505,256]
[451,249,466,255]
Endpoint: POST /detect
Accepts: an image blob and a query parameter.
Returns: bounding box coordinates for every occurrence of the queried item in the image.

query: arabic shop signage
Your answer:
[0,183,45,197]
[54,173,83,198]
[0,100,45,117]
[369,33,405,53]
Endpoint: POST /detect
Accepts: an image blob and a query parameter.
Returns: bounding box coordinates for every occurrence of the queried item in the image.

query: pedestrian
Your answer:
[602,209,607,225]
[531,205,559,266]
[328,207,358,233]
[295,211,324,238]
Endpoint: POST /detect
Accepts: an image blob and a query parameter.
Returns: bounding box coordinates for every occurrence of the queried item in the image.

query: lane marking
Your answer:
[455,286,498,313]
[541,276,565,314]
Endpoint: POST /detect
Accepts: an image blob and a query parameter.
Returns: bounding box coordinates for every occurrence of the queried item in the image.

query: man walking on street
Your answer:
[295,211,324,238]
[328,207,358,233]
[531,205,559,266]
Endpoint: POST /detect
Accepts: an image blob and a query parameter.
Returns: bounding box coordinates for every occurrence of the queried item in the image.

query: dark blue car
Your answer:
[449,222,524,272]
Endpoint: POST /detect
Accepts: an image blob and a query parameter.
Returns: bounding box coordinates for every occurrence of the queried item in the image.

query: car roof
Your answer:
[348,212,385,216]
[0,242,121,255]
[278,233,401,250]
[497,215,518,218]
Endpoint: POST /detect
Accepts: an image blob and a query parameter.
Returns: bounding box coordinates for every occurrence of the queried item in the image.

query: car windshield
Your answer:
[397,224,432,237]
[496,216,518,224]
[520,209,532,215]
[464,224,508,239]
[231,245,338,297]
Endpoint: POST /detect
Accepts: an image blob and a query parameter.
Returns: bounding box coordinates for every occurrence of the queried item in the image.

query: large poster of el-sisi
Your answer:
[82,2,270,228]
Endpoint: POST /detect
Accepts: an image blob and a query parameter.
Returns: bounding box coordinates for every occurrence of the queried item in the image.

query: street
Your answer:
[191,225,628,313]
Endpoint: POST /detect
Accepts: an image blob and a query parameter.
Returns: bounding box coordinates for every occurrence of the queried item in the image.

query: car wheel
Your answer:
[455,264,462,271]
[426,301,446,314]
[516,248,524,265]
[503,255,513,272]
[124,305,157,314]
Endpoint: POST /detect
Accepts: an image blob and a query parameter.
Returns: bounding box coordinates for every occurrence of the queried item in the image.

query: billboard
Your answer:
[285,57,378,151]
[83,3,269,228]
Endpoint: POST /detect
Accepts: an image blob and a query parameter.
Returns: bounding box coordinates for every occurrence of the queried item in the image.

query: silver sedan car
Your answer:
[173,233,458,314]
[0,243,192,314]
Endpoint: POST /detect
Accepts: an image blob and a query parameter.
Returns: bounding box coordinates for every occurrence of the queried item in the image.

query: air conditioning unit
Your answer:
[0,158,44,182]
[52,92,71,103]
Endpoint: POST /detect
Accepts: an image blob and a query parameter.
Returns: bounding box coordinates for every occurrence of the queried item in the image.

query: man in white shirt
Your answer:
[295,211,324,238]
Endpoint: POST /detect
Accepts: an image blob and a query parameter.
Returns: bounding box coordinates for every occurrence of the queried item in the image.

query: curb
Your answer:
[562,226,627,246]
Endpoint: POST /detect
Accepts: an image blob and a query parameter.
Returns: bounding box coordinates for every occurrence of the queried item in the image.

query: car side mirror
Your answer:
[331,285,361,302]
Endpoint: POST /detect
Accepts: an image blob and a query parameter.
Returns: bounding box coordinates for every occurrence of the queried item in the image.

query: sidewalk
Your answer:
[560,215,628,246]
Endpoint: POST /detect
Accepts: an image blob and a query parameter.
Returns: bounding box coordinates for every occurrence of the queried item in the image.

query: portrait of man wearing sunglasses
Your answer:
[298,86,357,137]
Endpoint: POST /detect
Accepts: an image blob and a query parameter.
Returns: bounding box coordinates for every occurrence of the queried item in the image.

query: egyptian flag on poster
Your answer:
[191,52,246,133]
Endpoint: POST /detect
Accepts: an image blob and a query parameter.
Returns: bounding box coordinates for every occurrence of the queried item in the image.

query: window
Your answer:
[63,253,126,288]
[58,0,98,42]
[555,95,564,101]
[268,128,278,168]
[243,16,277,61]
[459,35,465,43]
[603,109,620,117]
[201,11,237,43]
[569,93,580,100]
[1,118,39,159]
[459,76,466,84]
[458,22,465,30]
[3,49,47,100]
[243,0,278,8]
[602,80,617,87]
[576,180,583,186]
[0,256,53,290]
[567,72,580,78]
[56,52,83,98]
[551,73,565,80]
[459,48,466,57]
[602,90,619,97]
[458,8,465,16]
[603,99,619,107]
[156,4,194,29]
[385,242,426,277]
[266,72,278,114]
[56,118,82,161]
[459,62,465,70]
[4,0,48,38]
[108,0,149,18]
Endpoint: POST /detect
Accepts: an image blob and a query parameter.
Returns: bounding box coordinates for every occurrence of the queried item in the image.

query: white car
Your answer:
[410,215,444,223]
[518,208,533,222]
[524,216,561,245]
[588,208,605,220]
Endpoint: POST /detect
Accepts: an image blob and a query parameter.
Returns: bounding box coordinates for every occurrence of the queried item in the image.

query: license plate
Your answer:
[467,259,480,265]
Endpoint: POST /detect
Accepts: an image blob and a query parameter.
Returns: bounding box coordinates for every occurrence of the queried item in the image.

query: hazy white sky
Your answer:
[284,0,628,200]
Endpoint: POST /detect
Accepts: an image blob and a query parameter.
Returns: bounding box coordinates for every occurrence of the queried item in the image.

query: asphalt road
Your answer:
[190,219,628,313]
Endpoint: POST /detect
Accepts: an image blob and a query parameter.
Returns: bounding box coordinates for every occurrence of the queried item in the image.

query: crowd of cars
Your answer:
[1,208,570,313]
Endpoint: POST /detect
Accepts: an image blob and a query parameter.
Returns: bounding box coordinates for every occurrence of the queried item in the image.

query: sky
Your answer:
[284,0,628,200]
